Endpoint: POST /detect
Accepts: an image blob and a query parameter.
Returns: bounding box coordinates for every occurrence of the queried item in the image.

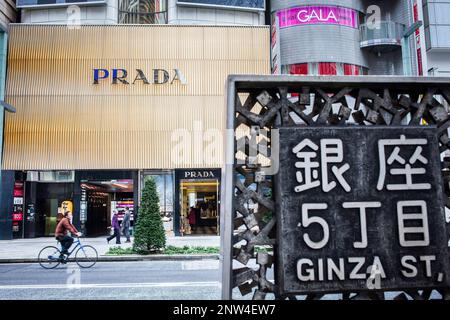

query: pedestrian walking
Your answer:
[107,210,121,244]
[121,207,131,243]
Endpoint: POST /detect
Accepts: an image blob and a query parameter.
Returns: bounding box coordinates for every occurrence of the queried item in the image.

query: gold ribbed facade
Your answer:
[3,25,270,170]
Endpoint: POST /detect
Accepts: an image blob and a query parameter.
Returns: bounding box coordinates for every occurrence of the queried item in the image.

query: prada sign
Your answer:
[184,170,216,179]
[176,169,221,180]
[93,68,187,85]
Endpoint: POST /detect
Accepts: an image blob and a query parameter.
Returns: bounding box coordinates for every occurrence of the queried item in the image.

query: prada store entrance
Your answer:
[80,179,134,237]
[175,169,221,236]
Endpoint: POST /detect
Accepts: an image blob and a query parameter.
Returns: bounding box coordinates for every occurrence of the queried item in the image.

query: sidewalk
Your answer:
[0,236,220,263]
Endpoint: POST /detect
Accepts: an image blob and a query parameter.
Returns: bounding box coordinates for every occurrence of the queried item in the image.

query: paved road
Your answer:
[0,261,221,300]
[0,261,444,300]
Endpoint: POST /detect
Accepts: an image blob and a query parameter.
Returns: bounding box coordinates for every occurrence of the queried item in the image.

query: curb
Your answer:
[99,254,220,262]
[0,254,220,264]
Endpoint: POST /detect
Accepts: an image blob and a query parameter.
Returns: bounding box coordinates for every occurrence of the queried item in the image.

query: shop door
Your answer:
[180,180,219,236]
[86,192,109,237]
[82,179,134,236]
[44,199,58,237]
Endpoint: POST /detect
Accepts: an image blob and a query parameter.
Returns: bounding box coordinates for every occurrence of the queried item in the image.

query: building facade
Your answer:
[19,0,118,24]
[18,0,265,26]
[0,24,269,240]
[423,0,450,76]
[270,0,431,76]
[0,0,268,240]
[166,0,265,25]
[0,0,17,240]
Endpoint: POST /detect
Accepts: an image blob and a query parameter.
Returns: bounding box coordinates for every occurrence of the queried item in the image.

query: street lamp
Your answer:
[401,20,423,76]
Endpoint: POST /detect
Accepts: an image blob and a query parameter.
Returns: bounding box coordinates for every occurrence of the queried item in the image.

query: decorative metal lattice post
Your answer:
[220,75,450,300]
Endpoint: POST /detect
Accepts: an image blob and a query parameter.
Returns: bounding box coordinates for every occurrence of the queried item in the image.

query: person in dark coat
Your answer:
[107,210,121,244]
[194,203,201,228]
[121,207,131,243]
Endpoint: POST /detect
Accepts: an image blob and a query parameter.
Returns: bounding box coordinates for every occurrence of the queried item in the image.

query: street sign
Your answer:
[276,126,449,294]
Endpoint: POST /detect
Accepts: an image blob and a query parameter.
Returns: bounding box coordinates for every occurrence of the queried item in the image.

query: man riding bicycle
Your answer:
[55,211,82,262]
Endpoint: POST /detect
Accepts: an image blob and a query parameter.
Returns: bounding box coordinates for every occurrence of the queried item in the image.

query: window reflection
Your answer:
[119,0,167,24]
[142,172,173,220]
[283,62,368,76]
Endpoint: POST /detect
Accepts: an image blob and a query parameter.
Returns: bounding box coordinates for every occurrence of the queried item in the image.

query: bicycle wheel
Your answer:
[75,245,98,268]
[38,246,61,269]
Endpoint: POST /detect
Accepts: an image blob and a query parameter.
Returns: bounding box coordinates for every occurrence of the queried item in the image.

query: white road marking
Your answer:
[181,260,219,270]
[0,281,220,290]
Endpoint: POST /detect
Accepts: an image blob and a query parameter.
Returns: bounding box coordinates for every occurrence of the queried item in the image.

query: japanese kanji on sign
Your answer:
[276,126,450,294]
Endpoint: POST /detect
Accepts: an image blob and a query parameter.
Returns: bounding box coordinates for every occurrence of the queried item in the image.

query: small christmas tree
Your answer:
[133,177,166,254]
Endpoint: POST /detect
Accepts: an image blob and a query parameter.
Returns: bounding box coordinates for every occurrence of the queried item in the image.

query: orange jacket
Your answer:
[55,217,78,237]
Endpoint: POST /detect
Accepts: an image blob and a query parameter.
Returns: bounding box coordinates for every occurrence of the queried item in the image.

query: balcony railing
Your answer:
[360,21,405,52]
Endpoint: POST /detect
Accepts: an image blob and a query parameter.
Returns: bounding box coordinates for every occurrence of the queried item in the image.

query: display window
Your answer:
[180,180,219,236]
[343,63,360,75]
[174,169,221,236]
[284,62,368,76]
[140,171,174,234]
[289,63,308,75]
[81,179,134,236]
[319,62,337,75]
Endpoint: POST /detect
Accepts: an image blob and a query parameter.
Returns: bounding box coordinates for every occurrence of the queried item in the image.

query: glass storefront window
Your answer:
[119,0,167,24]
[318,62,337,75]
[31,171,75,182]
[289,63,308,75]
[140,171,174,232]
[343,63,360,75]
[284,62,368,76]
[179,179,219,236]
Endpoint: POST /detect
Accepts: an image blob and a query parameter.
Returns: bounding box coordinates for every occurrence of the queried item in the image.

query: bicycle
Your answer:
[38,237,98,269]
